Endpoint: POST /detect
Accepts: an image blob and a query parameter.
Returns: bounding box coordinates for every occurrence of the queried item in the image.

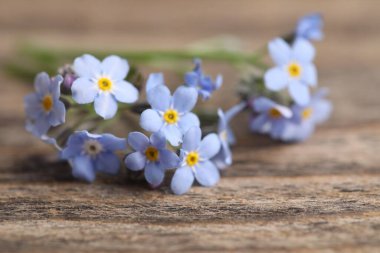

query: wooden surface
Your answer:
[0,0,380,252]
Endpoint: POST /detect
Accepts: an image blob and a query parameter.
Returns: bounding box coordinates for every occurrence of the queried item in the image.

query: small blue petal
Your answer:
[124,151,146,171]
[160,149,180,169]
[171,166,195,195]
[34,72,51,97]
[178,112,200,134]
[292,38,315,63]
[73,54,101,78]
[250,114,269,133]
[95,152,120,175]
[71,77,98,104]
[48,100,66,126]
[71,155,96,182]
[144,162,165,187]
[182,126,201,152]
[101,55,129,80]
[146,73,165,93]
[194,161,220,187]
[253,97,276,113]
[184,72,199,87]
[264,67,288,91]
[289,81,310,106]
[161,124,183,146]
[112,80,139,103]
[61,131,87,159]
[268,38,291,66]
[99,134,127,151]
[172,86,198,113]
[198,133,221,160]
[301,64,317,87]
[147,85,171,112]
[128,132,149,152]
[150,132,166,150]
[94,92,118,119]
[140,109,163,132]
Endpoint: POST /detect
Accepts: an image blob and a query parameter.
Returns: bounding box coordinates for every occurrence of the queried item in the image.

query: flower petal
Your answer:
[253,97,276,112]
[178,112,200,134]
[292,38,315,63]
[264,67,289,91]
[146,73,164,92]
[24,93,43,118]
[71,155,96,182]
[212,142,232,170]
[94,92,118,119]
[128,132,149,152]
[162,124,183,146]
[61,131,88,159]
[101,55,129,80]
[270,120,286,139]
[150,131,166,149]
[194,161,220,187]
[182,126,201,152]
[289,81,311,106]
[140,109,163,132]
[112,80,139,103]
[184,72,199,87]
[95,152,120,175]
[124,151,146,171]
[73,54,101,78]
[198,133,221,160]
[170,166,194,195]
[147,85,171,112]
[144,163,165,187]
[99,134,127,151]
[172,86,198,113]
[71,77,98,104]
[34,72,51,96]
[48,100,66,126]
[312,99,332,125]
[268,38,291,65]
[159,149,180,169]
[301,64,317,87]
[250,114,269,133]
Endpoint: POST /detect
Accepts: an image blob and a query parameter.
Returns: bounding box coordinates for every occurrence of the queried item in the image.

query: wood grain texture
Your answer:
[0,0,380,252]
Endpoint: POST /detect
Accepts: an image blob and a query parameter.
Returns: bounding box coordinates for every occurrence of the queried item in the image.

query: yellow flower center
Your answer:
[98,77,113,91]
[42,95,53,112]
[83,139,103,156]
[302,107,313,120]
[268,108,282,119]
[163,109,179,124]
[287,62,302,78]
[186,151,199,167]
[145,146,159,162]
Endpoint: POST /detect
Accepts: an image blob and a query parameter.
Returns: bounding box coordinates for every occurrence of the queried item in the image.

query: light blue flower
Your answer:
[140,85,200,146]
[124,131,180,187]
[61,131,126,182]
[213,102,247,169]
[171,126,221,195]
[250,97,292,140]
[71,54,139,119]
[184,58,223,100]
[24,72,66,137]
[282,88,332,142]
[296,13,324,41]
[264,38,317,106]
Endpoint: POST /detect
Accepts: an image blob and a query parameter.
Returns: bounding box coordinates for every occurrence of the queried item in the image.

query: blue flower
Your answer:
[61,131,126,182]
[184,58,223,100]
[124,131,180,187]
[264,38,317,106]
[296,13,324,41]
[250,97,292,140]
[140,85,200,146]
[282,88,332,142]
[171,126,221,195]
[71,54,139,119]
[24,72,66,137]
[213,102,247,169]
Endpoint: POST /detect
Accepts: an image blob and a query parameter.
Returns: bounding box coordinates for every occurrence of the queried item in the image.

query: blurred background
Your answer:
[0,0,379,151]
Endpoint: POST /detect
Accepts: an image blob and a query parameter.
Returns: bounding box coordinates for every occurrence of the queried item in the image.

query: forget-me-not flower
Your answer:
[264,38,317,106]
[184,58,223,100]
[124,131,180,187]
[282,88,332,142]
[213,102,247,169]
[296,13,324,41]
[71,54,139,119]
[140,85,200,146]
[61,131,126,182]
[171,126,221,195]
[250,97,292,140]
[24,72,66,137]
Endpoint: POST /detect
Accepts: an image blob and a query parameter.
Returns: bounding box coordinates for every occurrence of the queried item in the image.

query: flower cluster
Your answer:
[23,12,332,194]
[24,56,244,195]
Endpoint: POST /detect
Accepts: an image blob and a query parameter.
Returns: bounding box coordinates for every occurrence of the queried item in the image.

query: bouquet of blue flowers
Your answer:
[23,13,331,194]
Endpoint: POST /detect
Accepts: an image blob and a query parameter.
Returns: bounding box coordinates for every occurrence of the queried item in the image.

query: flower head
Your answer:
[296,13,324,41]
[250,97,292,140]
[124,131,180,187]
[71,54,139,119]
[170,127,221,195]
[264,38,317,105]
[282,88,332,142]
[24,72,66,137]
[140,85,200,146]
[184,58,223,100]
[61,131,126,182]
[213,102,246,169]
